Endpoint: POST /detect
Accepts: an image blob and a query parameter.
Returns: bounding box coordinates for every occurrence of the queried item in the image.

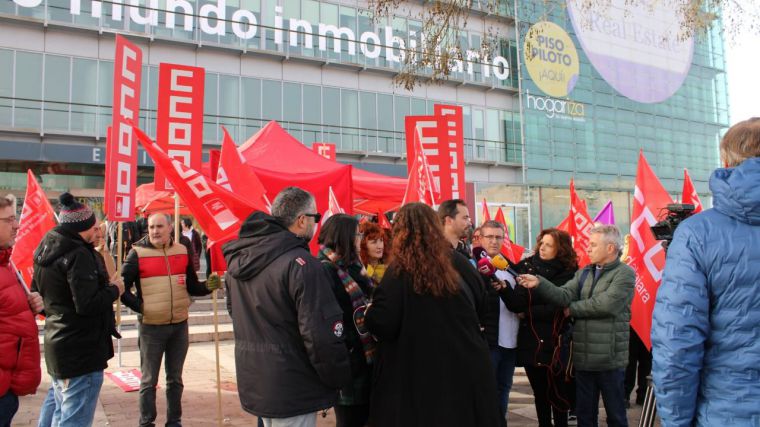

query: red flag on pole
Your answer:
[105,35,142,221]
[569,179,593,268]
[493,207,525,264]
[154,63,205,191]
[132,124,256,243]
[481,198,491,222]
[217,127,271,213]
[681,168,703,213]
[377,210,392,230]
[402,127,439,206]
[10,170,57,287]
[627,151,673,349]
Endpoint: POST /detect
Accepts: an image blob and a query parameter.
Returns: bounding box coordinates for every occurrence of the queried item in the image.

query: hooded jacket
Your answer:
[652,157,760,427]
[31,226,119,379]
[223,212,350,418]
[0,247,41,396]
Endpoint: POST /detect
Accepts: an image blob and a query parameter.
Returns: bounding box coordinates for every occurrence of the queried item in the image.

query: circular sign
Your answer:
[524,21,580,98]
[566,0,694,103]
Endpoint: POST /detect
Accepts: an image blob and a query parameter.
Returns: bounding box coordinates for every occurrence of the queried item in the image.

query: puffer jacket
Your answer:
[223,211,350,418]
[31,226,120,379]
[121,236,209,325]
[0,247,41,396]
[652,157,760,427]
[533,258,635,371]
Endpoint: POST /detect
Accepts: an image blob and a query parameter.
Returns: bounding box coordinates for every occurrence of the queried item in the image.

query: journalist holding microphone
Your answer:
[517,224,635,427]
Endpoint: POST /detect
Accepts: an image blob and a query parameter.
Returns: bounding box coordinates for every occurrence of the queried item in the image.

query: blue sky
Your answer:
[726,32,760,124]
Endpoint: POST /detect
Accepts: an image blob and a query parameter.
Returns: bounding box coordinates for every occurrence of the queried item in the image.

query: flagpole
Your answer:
[174,193,180,240]
[213,285,223,427]
[116,221,123,367]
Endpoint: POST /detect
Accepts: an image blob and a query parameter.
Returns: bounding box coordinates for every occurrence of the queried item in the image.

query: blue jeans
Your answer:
[51,371,104,427]
[575,369,628,427]
[37,386,55,427]
[0,391,19,427]
[490,346,517,418]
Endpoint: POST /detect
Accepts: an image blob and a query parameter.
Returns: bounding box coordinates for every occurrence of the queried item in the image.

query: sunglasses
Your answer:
[303,212,322,223]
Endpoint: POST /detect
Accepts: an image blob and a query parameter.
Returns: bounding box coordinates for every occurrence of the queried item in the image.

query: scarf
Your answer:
[319,245,376,365]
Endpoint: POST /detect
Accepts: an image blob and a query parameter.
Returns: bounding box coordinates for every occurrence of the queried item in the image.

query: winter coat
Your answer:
[503,255,576,366]
[121,236,209,325]
[0,247,41,396]
[31,226,120,379]
[320,259,374,406]
[364,251,503,427]
[223,212,350,418]
[533,258,635,371]
[652,157,760,427]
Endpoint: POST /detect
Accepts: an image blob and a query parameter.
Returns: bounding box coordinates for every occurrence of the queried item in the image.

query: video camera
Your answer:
[650,203,696,252]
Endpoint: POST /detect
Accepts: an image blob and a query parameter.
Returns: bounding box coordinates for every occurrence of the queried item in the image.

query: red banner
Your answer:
[493,207,525,264]
[681,168,703,213]
[312,143,336,161]
[402,127,438,206]
[627,151,673,349]
[481,198,491,222]
[405,104,465,201]
[10,170,57,287]
[132,124,256,243]
[569,179,593,268]
[217,127,270,212]
[154,63,205,191]
[106,35,142,221]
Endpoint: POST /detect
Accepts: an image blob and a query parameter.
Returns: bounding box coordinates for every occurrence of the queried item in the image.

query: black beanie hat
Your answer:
[58,192,96,233]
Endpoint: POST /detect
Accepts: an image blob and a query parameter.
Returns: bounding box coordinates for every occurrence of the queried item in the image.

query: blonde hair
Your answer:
[720,117,760,167]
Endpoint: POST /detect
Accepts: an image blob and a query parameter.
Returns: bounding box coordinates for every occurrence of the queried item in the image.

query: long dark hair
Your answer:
[535,228,577,272]
[389,203,459,297]
[318,214,360,264]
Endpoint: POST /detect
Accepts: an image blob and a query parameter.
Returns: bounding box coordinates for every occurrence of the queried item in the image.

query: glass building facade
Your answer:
[0,0,730,248]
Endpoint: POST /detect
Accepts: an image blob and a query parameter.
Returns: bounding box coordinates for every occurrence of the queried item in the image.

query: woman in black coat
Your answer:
[501,228,578,427]
[364,203,503,427]
[318,214,375,427]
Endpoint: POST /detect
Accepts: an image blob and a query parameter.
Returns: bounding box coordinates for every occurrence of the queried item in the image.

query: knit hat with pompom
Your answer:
[58,192,96,233]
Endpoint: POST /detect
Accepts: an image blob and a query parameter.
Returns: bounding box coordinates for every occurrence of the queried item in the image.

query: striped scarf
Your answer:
[319,245,376,365]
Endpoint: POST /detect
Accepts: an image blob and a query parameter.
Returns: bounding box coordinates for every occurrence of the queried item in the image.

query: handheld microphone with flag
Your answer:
[476,257,497,276]
[491,254,520,278]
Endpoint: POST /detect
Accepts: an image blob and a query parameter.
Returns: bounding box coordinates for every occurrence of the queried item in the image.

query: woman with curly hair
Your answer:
[317,214,375,427]
[359,221,388,287]
[364,203,503,427]
[501,228,578,427]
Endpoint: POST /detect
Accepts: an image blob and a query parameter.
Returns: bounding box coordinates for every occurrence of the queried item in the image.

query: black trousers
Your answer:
[525,365,571,427]
[334,404,370,427]
[624,329,652,403]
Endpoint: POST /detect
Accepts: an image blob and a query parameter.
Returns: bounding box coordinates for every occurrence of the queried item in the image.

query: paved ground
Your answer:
[15,341,654,426]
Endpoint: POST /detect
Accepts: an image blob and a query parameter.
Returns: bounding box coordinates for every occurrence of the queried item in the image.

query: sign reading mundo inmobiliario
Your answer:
[106,35,142,221]
[566,0,694,103]
[154,63,205,191]
[11,0,510,82]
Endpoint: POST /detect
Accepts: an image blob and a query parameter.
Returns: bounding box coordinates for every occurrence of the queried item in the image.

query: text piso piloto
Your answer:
[13,0,512,80]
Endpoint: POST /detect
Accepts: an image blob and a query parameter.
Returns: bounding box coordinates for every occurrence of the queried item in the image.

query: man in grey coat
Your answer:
[518,224,635,427]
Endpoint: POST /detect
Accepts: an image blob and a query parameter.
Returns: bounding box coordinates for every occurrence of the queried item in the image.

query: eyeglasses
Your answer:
[0,216,17,224]
[482,235,504,241]
[303,212,322,223]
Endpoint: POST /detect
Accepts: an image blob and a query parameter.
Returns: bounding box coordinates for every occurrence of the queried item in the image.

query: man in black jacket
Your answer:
[32,193,124,427]
[223,187,350,427]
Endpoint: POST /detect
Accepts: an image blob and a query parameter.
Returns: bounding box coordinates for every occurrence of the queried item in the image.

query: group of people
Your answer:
[1,117,759,427]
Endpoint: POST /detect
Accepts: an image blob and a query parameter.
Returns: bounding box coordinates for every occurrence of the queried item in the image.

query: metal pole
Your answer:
[116,222,123,367]
[213,289,223,427]
[513,0,532,245]
[637,376,658,427]
[174,193,181,240]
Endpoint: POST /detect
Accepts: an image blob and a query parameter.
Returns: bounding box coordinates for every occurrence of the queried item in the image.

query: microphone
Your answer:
[491,254,520,278]
[476,257,496,276]
[472,246,487,260]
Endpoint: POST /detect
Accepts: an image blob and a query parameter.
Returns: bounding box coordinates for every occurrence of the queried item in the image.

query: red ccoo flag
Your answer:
[132,124,256,243]
[377,210,392,230]
[681,168,703,214]
[217,127,271,213]
[11,170,57,287]
[569,179,593,268]
[494,207,525,264]
[627,151,673,349]
[481,198,491,222]
[402,127,438,206]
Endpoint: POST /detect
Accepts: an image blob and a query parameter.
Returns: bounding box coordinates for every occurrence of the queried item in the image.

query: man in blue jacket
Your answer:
[651,117,760,426]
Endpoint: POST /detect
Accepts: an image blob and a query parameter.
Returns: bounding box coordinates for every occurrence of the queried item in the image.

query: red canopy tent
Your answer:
[238,121,408,214]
